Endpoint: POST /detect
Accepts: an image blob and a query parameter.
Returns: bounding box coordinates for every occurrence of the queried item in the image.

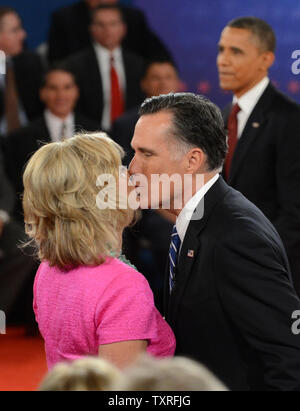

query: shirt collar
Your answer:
[93,42,122,60]
[176,173,219,242]
[44,109,74,126]
[233,77,269,115]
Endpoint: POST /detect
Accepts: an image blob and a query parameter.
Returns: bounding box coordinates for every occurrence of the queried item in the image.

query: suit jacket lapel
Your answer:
[166,177,231,327]
[36,115,51,146]
[228,83,275,184]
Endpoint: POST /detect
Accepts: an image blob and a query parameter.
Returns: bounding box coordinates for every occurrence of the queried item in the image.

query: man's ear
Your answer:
[121,22,127,40]
[261,51,275,71]
[185,148,206,173]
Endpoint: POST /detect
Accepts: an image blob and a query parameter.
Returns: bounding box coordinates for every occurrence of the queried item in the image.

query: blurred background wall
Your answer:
[5,0,300,107]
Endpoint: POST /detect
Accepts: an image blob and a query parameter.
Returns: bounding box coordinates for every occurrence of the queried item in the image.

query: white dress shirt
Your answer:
[233,77,269,138]
[93,43,126,131]
[176,173,219,254]
[44,110,75,142]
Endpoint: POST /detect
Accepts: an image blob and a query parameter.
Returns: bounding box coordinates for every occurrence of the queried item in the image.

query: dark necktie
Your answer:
[224,103,241,179]
[169,225,181,293]
[110,55,124,124]
[4,64,21,133]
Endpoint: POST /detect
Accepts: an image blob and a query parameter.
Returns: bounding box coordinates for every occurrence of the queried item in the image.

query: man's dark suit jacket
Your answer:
[48,1,171,62]
[3,112,98,221]
[165,177,300,391]
[0,148,14,215]
[66,47,145,129]
[0,51,43,125]
[223,83,300,297]
[0,148,37,318]
[110,105,139,166]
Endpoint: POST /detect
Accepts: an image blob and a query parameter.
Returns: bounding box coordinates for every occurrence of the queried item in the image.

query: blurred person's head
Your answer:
[90,5,126,51]
[85,0,118,9]
[141,60,180,98]
[0,7,26,56]
[217,16,275,98]
[110,354,228,391]
[40,66,79,119]
[23,133,135,270]
[39,357,121,391]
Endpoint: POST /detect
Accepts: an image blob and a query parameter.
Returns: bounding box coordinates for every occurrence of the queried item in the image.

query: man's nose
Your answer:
[128,155,136,175]
[217,51,230,68]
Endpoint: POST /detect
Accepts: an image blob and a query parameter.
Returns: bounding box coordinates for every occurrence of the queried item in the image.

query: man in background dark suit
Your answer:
[48,0,171,63]
[217,17,300,297]
[3,66,98,222]
[0,7,43,135]
[129,92,300,390]
[66,4,145,131]
[0,147,37,331]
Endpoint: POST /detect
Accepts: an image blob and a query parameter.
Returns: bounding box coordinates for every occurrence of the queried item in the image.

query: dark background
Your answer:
[5,0,300,108]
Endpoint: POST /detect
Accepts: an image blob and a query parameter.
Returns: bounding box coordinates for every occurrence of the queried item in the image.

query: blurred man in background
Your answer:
[217,17,300,296]
[0,7,43,136]
[48,0,171,63]
[66,4,145,131]
[0,147,37,333]
[3,65,98,222]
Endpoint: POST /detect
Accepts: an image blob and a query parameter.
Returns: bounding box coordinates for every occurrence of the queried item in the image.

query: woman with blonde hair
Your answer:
[23,133,175,370]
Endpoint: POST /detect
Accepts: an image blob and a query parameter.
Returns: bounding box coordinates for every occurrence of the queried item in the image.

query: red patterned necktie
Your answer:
[224,103,241,179]
[110,55,124,123]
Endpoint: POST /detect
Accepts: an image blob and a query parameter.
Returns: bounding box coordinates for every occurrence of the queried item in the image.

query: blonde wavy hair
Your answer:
[22,132,135,270]
[39,357,121,391]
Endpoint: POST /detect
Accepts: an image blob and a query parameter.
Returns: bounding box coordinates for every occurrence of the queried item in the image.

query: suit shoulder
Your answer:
[123,49,145,66]
[114,107,139,127]
[8,124,46,148]
[52,2,83,19]
[74,113,99,132]
[121,6,146,21]
[66,47,94,66]
[269,86,300,114]
[14,50,42,67]
[212,187,282,247]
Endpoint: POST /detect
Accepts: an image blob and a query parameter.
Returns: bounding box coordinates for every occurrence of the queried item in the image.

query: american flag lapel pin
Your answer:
[187,249,194,258]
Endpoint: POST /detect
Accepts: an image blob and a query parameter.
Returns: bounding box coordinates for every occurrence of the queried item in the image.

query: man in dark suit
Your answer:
[66,4,145,131]
[3,66,98,222]
[217,17,300,297]
[0,146,37,331]
[129,92,300,390]
[0,7,43,135]
[48,0,171,63]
